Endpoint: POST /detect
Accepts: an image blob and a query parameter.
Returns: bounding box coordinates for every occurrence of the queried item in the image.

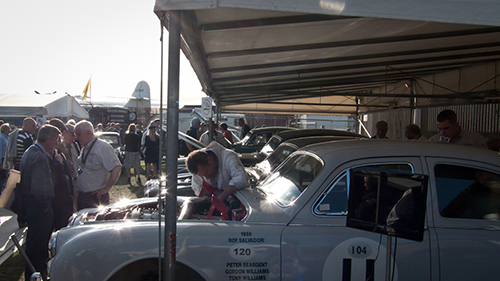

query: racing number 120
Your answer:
[234,248,252,256]
[230,243,255,260]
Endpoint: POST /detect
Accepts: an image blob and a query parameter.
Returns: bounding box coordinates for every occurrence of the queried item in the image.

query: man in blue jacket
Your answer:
[20,124,61,281]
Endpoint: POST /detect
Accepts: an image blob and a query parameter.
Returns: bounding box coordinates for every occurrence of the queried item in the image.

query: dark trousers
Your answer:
[52,200,74,231]
[24,196,53,281]
[11,184,27,226]
[0,169,7,191]
[77,191,109,210]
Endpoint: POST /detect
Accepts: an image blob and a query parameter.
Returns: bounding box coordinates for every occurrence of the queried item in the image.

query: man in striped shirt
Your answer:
[10,117,36,227]
[13,118,37,170]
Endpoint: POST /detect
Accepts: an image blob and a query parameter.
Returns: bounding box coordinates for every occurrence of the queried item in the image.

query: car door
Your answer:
[426,157,500,281]
[281,157,432,281]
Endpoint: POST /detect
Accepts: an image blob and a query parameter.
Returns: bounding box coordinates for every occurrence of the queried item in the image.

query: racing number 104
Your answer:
[351,246,367,255]
[234,248,252,256]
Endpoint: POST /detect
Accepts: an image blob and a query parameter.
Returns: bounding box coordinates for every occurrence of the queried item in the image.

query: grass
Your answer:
[109,166,146,202]
[0,250,25,281]
[0,165,146,281]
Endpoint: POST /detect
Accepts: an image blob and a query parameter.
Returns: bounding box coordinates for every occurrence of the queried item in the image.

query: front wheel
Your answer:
[108,259,205,281]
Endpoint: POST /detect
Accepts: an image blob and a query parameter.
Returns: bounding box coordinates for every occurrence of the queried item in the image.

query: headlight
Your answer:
[48,231,58,259]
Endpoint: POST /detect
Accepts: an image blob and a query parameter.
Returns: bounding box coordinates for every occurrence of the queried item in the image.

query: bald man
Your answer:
[74,120,122,210]
[9,117,36,227]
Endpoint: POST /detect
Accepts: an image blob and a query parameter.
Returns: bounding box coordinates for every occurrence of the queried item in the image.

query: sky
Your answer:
[0,0,206,108]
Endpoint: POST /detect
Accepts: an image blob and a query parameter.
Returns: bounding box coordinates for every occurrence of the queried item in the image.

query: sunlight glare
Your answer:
[319,0,346,13]
[114,198,131,208]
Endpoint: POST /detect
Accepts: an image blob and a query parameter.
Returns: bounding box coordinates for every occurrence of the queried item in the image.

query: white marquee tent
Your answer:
[0,93,89,119]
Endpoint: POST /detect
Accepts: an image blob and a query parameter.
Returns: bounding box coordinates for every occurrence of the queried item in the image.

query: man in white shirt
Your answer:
[74,120,122,210]
[186,141,248,201]
[428,109,487,148]
[180,142,248,220]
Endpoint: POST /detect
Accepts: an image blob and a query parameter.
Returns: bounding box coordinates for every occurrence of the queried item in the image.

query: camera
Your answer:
[440,136,451,143]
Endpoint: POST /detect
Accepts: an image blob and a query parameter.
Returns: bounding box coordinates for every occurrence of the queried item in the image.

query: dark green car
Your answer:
[232,126,296,153]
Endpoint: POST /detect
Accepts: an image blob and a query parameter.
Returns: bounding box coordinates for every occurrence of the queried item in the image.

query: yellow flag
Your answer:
[82,78,91,101]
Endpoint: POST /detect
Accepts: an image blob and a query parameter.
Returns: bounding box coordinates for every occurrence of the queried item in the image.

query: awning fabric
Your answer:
[154,0,500,115]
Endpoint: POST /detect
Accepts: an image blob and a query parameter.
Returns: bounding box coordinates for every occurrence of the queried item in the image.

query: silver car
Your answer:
[48,139,500,281]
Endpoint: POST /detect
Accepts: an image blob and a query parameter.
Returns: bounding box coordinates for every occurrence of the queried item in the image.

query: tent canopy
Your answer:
[154,0,500,115]
[0,93,89,119]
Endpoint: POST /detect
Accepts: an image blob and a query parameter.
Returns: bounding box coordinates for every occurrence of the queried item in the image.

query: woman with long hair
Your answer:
[144,123,159,180]
[123,123,142,184]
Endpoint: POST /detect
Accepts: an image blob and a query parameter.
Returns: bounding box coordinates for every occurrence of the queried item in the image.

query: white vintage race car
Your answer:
[48,139,500,281]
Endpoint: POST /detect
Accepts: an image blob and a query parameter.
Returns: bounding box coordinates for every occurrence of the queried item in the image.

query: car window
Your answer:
[259,153,323,206]
[315,172,348,215]
[314,163,413,216]
[266,143,297,170]
[435,164,500,220]
[98,134,120,146]
[247,132,270,146]
[260,136,281,156]
[240,134,251,144]
[255,133,271,145]
[267,136,282,151]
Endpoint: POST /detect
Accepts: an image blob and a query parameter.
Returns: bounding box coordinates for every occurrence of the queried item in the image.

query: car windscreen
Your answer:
[266,143,297,170]
[260,136,281,156]
[240,133,251,145]
[258,153,323,206]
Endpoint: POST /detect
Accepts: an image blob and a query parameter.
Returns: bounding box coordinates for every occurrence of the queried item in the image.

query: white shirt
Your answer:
[429,128,487,148]
[76,138,122,192]
[191,142,248,196]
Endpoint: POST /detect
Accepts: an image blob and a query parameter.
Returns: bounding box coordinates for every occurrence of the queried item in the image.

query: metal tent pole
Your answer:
[164,10,181,281]
[356,96,360,134]
[158,13,165,280]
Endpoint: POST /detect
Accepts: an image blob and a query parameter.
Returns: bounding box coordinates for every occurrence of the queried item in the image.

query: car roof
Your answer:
[178,131,205,150]
[248,126,297,133]
[273,128,365,141]
[282,135,358,148]
[301,138,500,165]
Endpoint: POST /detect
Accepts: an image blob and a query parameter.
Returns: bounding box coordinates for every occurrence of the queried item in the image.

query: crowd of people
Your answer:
[0,118,123,280]
[184,117,249,148]
[372,109,492,150]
